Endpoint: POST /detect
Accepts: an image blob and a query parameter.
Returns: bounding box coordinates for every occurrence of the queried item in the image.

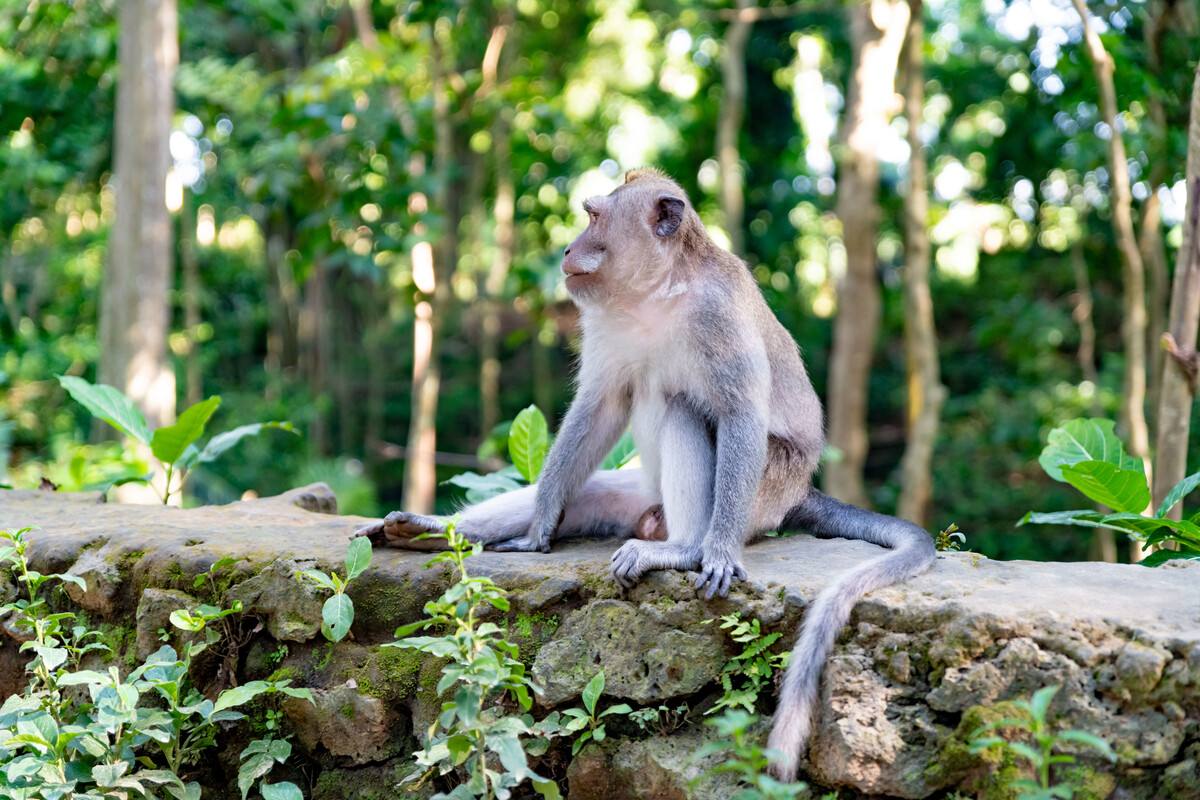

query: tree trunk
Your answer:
[896,0,943,527]
[299,260,329,456]
[824,0,910,507]
[717,0,753,256]
[481,108,515,438]
[1071,0,1152,561]
[402,31,461,514]
[180,192,201,407]
[1152,64,1200,519]
[100,0,178,429]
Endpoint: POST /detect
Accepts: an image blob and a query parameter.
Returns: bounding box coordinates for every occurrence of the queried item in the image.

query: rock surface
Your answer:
[1,486,1198,799]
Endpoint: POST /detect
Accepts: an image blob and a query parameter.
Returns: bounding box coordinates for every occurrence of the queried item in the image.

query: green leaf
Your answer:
[1061,461,1150,514]
[1139,547,1200,566]
[509,406,550,483]
[531,777,563,800]
[1019,509,1106,528]
[1038,419,1139,482]
[57,376,151,445]
[190,421,297,467]
[581,671,605,716]
[1028,685,1059,721]
[298,569,336,592]
[600,430,638,470]
[212,681,271,713]
[344,536,372,581]
[261,783,303,800]
[91,762,128,787]
[237,753,274,798]
[1057,729,1117,761]
[1156,470,1200,518]
[322,593,354,642]
[150,396,221,465]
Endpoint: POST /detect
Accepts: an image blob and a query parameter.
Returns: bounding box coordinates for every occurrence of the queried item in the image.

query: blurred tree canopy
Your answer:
[2,0,1198,562]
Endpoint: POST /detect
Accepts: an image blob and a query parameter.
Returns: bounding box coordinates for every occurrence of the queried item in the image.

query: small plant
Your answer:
[693,709,808,800]
[628,702,690,736]
[935,522,967,552]
[558,671,632,755]
[296,536,372,642]
[0,526,313,798]
[387,521,561,799]
[1020,418,1200,564]
[237,738,301,800]
[708,612,789,716]
[58,375,297,504]
[446,406,636,503]
[968,685,1116,799]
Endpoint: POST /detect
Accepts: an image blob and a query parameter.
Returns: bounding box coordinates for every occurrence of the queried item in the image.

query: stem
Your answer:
[163,462,174,505]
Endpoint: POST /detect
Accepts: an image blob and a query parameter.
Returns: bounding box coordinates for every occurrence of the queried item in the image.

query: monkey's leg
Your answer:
[358,469,654,551]
[611,398,713,588]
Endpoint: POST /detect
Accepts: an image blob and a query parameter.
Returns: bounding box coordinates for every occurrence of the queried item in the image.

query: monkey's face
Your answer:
[561,181,687,305]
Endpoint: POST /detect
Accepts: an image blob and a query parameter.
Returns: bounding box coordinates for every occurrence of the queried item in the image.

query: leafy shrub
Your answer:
[969,685,1116,799]
[296,536,371,642]
[1020,418,1200,564]
[693,709,808,800]
[445,406,636,503]
[708,612,789,716]
[935,522,967,552]
[386,521,561,799]
[0,526,312,799]
[57,375,296,504]
[557,671,631,755]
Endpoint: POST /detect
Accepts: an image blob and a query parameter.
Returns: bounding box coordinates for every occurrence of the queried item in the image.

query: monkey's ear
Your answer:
[653,195,685,237]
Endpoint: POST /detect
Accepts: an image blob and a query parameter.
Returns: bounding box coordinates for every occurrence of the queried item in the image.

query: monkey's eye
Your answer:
[587,210,599,224]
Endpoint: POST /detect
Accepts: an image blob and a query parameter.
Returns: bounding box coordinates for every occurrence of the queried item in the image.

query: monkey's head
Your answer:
[561,168,699,304]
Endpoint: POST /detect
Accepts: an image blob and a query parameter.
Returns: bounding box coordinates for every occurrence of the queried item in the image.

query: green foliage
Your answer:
[708,613,789,716]
[935,522,967,552]
[0,526,313,799]
[627,702,689,736]
[296,536,372,642]
[968,685,1116,799]
[56,376,296,505]
[693,710,808,800]
[1021,418,1200,563]
[556,672,632,755]
[445,407,638,505]
[385,521,561,800]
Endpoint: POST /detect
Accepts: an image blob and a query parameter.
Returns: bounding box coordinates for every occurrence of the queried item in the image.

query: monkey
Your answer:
[355,168,936,780]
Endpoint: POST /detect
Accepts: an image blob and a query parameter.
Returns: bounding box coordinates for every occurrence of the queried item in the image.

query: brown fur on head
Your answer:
[560,169,712,305]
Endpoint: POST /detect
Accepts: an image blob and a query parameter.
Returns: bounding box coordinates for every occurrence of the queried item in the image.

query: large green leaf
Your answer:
[344,536,372,581]
[600,430,638,470]
[185,421,297,468]
[322,594,354,642]
[260,783,303,800]
[1038,419,1139,482]
[1061,461,1150,514]
[151,396,221,466]
[1139,548,1200,567]
[509,406,550,483]
[1155,470,1200,518]
[58,376,151,445]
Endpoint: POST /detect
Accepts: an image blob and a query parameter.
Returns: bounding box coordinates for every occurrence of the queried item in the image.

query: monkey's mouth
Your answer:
[564,273,595,292]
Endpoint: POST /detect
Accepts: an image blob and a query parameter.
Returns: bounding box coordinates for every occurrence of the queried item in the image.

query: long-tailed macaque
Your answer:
[356,168,935,779]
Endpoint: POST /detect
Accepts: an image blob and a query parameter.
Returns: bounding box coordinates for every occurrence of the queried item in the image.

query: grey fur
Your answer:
[360,168,935,781]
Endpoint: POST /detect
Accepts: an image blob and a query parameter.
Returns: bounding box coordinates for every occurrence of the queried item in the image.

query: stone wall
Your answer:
[0,486,1197,799]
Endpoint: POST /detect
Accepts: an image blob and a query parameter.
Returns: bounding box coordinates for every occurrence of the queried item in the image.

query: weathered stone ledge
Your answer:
[0,486,1197,799]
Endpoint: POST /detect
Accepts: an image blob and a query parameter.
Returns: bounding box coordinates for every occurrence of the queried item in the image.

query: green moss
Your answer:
[1059,765,1117,800]
[506,612,560,665]
[351,646,422,702]
[267,666,300,683]
[339,702,355,719]
[95,622,138,668]
[313,642,335,671]
[927,701,1025,798]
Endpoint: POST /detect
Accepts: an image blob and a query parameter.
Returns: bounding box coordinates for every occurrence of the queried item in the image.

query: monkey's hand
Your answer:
[489,535,551,553]
[694,546,747,599]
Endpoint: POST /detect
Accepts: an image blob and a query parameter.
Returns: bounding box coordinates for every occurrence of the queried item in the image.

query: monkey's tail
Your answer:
[766,489,936,781]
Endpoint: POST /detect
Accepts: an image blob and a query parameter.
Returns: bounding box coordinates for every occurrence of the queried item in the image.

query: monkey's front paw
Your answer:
[610,540,650,588]
[694,550,747,599]
[489,536,551,553]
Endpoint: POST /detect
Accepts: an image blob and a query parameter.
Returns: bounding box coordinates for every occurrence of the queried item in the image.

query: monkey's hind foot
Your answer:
[354,510,448,550]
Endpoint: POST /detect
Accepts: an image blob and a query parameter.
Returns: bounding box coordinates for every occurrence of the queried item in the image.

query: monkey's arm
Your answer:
[494,375,631,552]
[694,355,770,598]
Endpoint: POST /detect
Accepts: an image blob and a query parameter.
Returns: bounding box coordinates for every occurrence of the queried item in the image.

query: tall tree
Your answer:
[99,0,178,428]
[1152,64,1200,519]
[717,0,754,256]
[1071,0,1152,558]
[824,0,910,507]
[896,0,943,526]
